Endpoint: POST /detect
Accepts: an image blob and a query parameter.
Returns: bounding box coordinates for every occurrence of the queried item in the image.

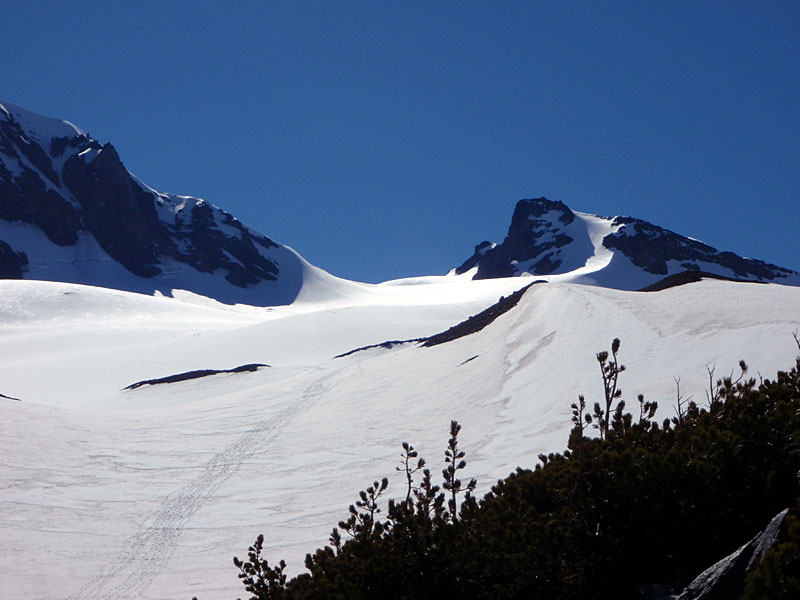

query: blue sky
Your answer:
[3,2,798,282]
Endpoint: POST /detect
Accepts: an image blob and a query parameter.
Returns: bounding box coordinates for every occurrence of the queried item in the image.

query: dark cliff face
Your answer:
[458,197,579,279]
[453,240,495,275]
[454,197,797,285]
[0,240,27,277]
[0,121,81,248]
[0,104,282,289]
[172,200,279,287]
[62,142,163,277]
[601,216,794,281]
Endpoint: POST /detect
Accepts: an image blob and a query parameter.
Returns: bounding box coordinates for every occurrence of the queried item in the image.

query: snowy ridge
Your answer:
[3,102,798,305]
[0,100,86,144]
[452,197,800,290]
[0,100,352,306]
[2,101,800,600]
[1,276,799,599]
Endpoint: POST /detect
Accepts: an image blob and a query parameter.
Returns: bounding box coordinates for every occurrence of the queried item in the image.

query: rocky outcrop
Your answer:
[0,101,286,296]
[62,143,163,277]
[0,118,59,185]
[674,508,796,600]
[637,270,758,292]
[603,216,794,280]
[0,241,28,278]
[170,199,279,287]
[469,197,577,279]
[420,281,542,347]
[454,197,798,287]
[453,240,494,275]
[124,363,269,390]
[334,281,543,358]
[0,125,81,247]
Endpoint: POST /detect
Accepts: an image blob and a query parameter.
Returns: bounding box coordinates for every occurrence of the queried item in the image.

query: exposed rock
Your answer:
[0,241,28,278]
[49,135,69,158]
[335,281,542,358]
[421,281,542,346]
[675,508,795,600]
[454,240,494,275]
[454,197,798,287]
[637,270,763,292]
[0,162,81,246]
[170,199,278,286]
[0,119,59,185]
[334,338,423,359]
[1,101,286,299]
[473,198,577,279]
[124,363,269,390]
[603,216,793,281]
[62,143,163,277]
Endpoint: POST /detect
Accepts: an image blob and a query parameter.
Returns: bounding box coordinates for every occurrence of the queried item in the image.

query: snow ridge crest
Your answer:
[453,197,799,290]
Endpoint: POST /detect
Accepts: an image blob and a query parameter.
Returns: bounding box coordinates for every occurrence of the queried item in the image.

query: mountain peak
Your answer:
[0,100,85,146]
[452,197,799,289]
[3,101,798,303]
[0,101,325,305]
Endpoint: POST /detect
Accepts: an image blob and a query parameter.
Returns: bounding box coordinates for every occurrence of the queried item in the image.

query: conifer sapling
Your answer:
[442,420,476,523]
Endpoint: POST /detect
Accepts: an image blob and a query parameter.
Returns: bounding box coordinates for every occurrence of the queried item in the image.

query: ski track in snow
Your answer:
[65,379,329,600]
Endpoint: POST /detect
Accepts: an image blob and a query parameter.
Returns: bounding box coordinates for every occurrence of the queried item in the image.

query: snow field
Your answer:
[1,277,799,599]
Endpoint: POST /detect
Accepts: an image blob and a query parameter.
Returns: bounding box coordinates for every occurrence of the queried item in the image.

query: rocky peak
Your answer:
[62,141,163,277]
[453,197,799,289]
[457,197,585,279]
[0,101,296,304]
[601,216,791,281]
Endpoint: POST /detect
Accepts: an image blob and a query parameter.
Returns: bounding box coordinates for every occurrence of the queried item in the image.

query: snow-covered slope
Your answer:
[452,197,800,289]
[1,276,798,600]
[0,101,351,306]
[2,101,799,600]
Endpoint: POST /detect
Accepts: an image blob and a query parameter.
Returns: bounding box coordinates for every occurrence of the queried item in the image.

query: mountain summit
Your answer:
[0,101,336,305]
[452,197,799,290]
[2,105,800,600]
[2,102,798,302]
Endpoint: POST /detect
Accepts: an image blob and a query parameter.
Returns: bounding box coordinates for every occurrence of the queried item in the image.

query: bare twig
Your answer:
[673,376,693,424]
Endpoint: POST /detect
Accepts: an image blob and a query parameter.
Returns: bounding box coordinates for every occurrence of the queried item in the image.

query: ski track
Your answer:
[65,379,329,600]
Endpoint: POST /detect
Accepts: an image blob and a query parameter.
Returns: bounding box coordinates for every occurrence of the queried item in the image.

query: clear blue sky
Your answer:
[3,1,798,282]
